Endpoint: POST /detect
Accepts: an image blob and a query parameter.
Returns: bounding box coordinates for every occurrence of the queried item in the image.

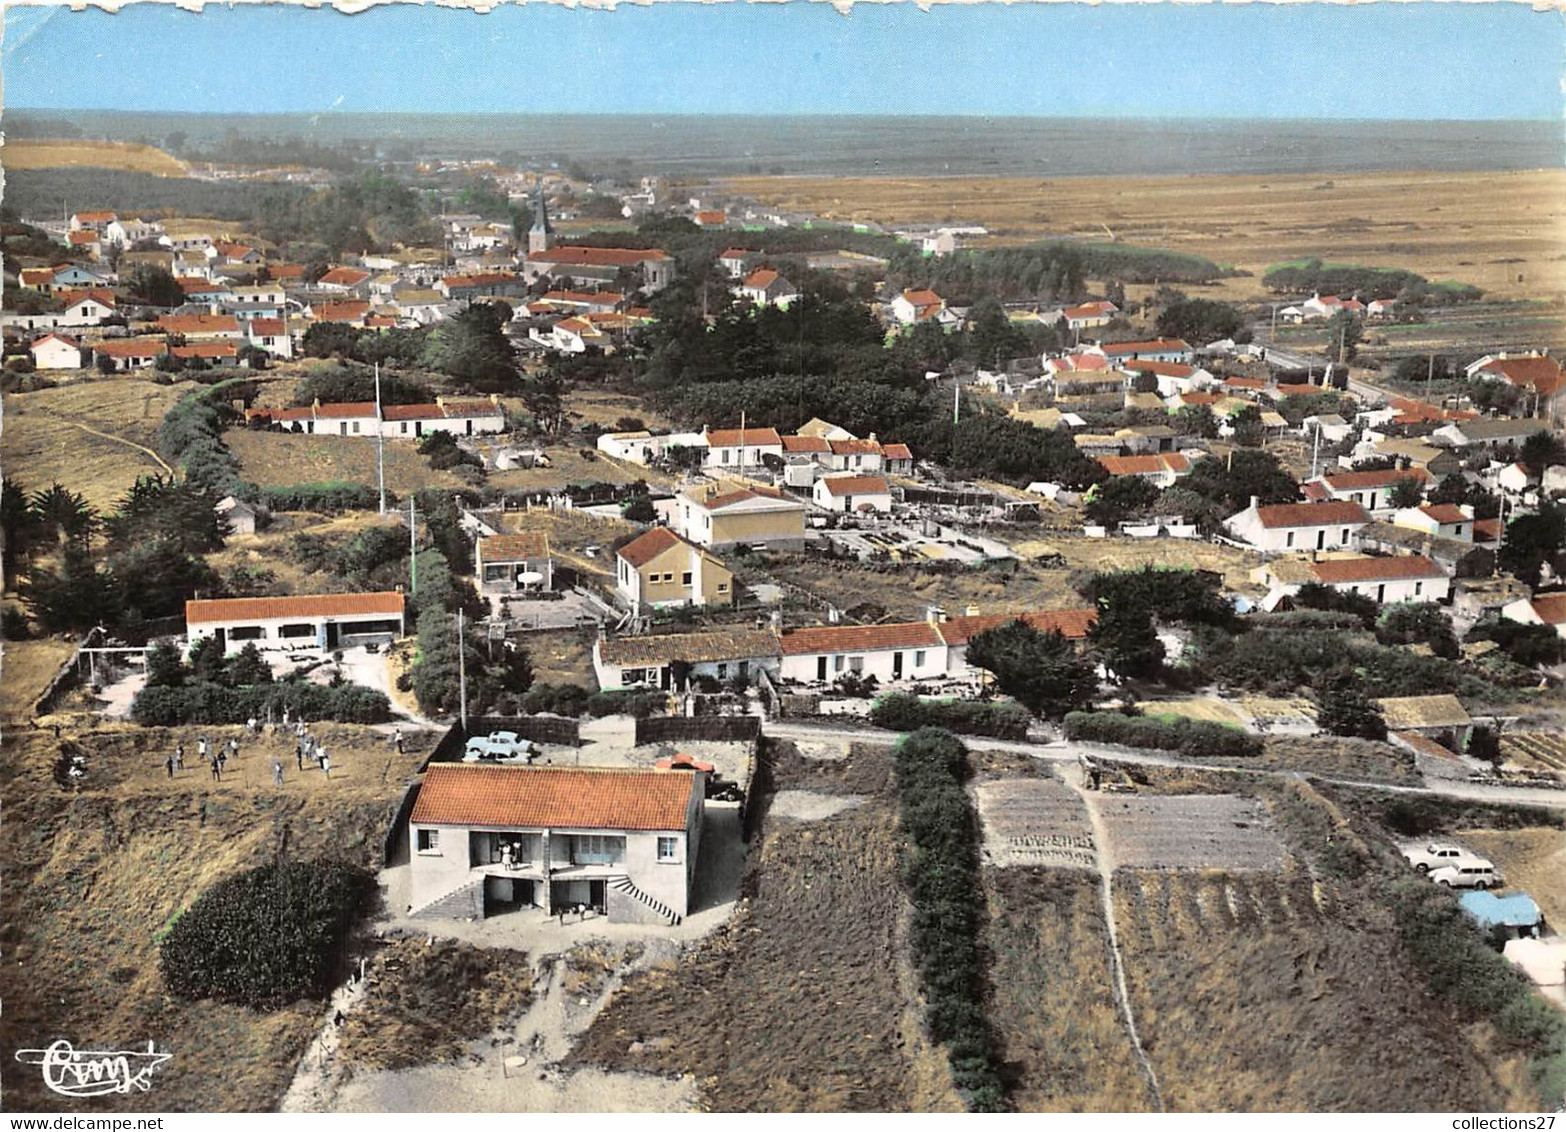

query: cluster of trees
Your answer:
[3,167,308,223]
[1155,298,1249,346]
[1063,711,1263,759]
[889,241,1227,305]
[156,378,255,497]
[254,173,435,256]
[1263,259,1482,304]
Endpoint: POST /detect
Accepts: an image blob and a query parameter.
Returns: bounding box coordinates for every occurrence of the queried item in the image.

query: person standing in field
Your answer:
[272,759,285,786]
[164,752,176,779]
[319,749,331,779]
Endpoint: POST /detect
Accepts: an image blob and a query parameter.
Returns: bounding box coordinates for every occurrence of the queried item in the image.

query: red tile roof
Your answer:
[479,532,550,562]
[1308,555,1446,585]
[1323,467,1432,491]
[1102,338,1190,356]
[411,764,696,832]
[1476,356,1565,397]
[1472,518,1504,544]
[186,591,404,625]
[441,271,519,289]
[58,289,117,309]
[829,438,882,455]
[656,753,715,773]
[530,246,673,268]
[900,288,942,307]
[177,276,228,294]
[249,317,287,336]
[318,267,371,287]
[1223,376,1266,391]
[1099,453,1190,476]
[881,443,913,460]
[706,427,782,448]
[67,230,100,245]
[1418,504,1467,524]
[313,401,379,419]
[268,263,306,281]
[617,527,683,567]
[938,608,1097,646]
[158,313,239,335]
[818,474,890,496]
[1179,392,1224,407]
[31,332,81,350]
[1528,593,1566,625]
[1052,353,1111,372]
[92,338,166,359]
[719,248,752,261]
[1275,383,1326,397]
[72,211,116,224]
[781,435,831,454]
[1120,360,1196,378]
[171,342,238,359]
[314,301,371,323]
[1254,501,1372,529]
[743,268,781,289]
[697,485,797,511]
[778,621,942,656]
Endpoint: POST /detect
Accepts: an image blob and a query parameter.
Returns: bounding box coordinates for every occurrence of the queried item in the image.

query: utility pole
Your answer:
[374,362,386,514]
[408,495,417,595]
[953,379,961,425]
[457,608,468,732]
[1310,421,1321,480]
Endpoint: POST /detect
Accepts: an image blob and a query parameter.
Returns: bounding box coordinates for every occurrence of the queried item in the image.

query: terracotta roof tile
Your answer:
[706,427,782,448]
[1255,501,1371,529]
[1419,504,1467,524]
[1309,554,1446,584]
[530,246,672,268]
[818,474,890,496]
[1324,468,1432,491]
[1528,593,1566,625]
[411,764,695,831]
[778,621,942,655]
[158,313,239,335]
[318,267,371,287]
[617,527,683,567]
[1102,338,1190,356]
[186,591,404,624]
[782,435,830,454]
[598,628,780,667]
[480,532,550,562]
[937,608,1097,646]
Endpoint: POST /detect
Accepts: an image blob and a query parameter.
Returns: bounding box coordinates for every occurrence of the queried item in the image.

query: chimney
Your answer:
[1250,495,1260,511]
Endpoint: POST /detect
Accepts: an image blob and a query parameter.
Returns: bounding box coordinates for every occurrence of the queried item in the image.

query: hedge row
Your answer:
[256,481,387,513]
[160,861,375,1007]
[1063,710,1262,759]
[870,692,1030,740]
[156,379,253,497]
[893,729,1007,1111]
[131,680,393,725]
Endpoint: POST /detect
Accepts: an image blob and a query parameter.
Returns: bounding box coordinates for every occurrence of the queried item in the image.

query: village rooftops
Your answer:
[479,532,550,562]
[778,621,943,656]
[313,301,372,323]
[617,527,713,568]
[157,313,239,335]
[828,437,883,455]
[1373,694,1472,731]
[596,628,781,668]
[1098,454,1190,477]
[249,317,287,337]
[92,339,166,359]
[781,435,831,454]
[936,608,1097,646]
[743,269,781,289]
[441,271,519,288]
[57,289,117,309]
[1307,554,1446,585]
[1254,501,1372,529]
[186,591,404,625]
[318,267,371,288]
[900,288,942,307]
[1417,504,1468,524]
[1472,354,1565,396]
[882,443,913,460]
[1119,360,1197,378]
[410,764,697,832]
[171,342,238,360]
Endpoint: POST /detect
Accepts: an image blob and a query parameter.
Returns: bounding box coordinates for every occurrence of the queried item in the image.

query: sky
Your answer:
[4,1,1563,120]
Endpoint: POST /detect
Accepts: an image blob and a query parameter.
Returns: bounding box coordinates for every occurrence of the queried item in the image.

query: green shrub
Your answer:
[160,861,374,1007]
[131,680,392,725]
[259,481,385,513]
[585,688,668,718]
[893,728,1007,1111]
[520,682,592,717]
[870,692,1030,739]
[1063,710,1262,758]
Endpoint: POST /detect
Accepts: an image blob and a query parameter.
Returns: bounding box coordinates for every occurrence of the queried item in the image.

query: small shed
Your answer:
[476,531,554,594]
[216,495,261,536]
[1459,891,1542,942]
[1373,694,1473,750]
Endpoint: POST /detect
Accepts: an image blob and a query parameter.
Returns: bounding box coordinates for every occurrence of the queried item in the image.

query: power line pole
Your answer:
[457,608,468,733]
[408,495,417,595]
[375,362,386,514]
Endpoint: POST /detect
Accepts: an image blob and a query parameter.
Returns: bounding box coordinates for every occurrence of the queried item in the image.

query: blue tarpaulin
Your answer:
[1459,891,1541,930]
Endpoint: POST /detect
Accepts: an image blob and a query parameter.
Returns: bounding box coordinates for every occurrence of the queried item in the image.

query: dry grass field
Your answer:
[0,637,79,719]
[0,720,433,1112]
[721,170,1566,303]
[1456,827,1566,928]
[1,379,192,511]
[4,138,189,177]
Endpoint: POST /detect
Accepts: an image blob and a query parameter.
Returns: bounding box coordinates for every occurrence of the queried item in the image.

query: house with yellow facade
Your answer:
[616,528,734,613]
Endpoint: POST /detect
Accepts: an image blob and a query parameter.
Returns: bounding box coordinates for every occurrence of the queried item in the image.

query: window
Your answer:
[352,421,361,434]
[1285,532,1295,548]
[417,829,440,855]
[1340,528,1350,545]
[657,836,679,863]
[1414,582,1423,596]
[717,583,729,594]
[229,626,265,641]
[279,623,316,639]
[400,423,408,435]
[717,663,729,678]
[833,655,845,673]
[849,656,865,674]
[722,450,731,465]
[682,572,693,586]
[572,835,624,865]
[915,650,926,667]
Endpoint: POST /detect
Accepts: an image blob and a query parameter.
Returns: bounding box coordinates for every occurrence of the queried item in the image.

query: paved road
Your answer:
[763,720,1566,810]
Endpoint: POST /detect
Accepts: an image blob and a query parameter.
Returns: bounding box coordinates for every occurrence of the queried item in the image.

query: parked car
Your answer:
[1428,863,1503,890]
[463,730,536,763]
[1401,843,1492,874]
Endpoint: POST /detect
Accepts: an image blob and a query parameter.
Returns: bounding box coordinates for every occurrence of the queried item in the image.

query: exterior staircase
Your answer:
[609,875,682,926]
[409,875,485,920]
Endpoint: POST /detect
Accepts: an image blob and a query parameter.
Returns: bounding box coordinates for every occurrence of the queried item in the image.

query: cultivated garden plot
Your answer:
[974,776,1096,870]
[1096,794,1285,872]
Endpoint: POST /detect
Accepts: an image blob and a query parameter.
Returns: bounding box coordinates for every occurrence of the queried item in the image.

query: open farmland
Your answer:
[720,169,1566,303]
[567,740,961,1111]
[0,720,430,1112]
[983,868,1151,1111]
[1,379,191,511]
[974,776,1096,869]
[4,138,189,176]
[1500,732,1566,775]
[0,638,79,720]
[1095,794,1285,872]
[1014,535,1268,599]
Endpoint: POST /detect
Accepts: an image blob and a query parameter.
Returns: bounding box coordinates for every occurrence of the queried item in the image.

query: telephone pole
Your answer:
[375,362,386,514]
[408,495,418,595]
[457,608,468,732]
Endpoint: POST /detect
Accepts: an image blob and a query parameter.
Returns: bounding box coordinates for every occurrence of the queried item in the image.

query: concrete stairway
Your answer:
[609,875,682,925]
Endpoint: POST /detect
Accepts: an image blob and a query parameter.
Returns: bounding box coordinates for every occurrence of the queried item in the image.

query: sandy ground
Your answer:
[768,789,866,821]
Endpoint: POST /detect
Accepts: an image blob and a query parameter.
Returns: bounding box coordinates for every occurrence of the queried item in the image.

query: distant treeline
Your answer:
[1263,259,1482,303]
[891,240,1232,304]
[3,167,312,224]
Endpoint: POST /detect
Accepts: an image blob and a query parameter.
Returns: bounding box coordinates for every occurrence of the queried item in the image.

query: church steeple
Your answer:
[528,182,554,255]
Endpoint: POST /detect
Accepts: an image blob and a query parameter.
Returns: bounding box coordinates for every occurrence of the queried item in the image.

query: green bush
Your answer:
[1063,710,1262,758]
[870,692,1030,739]
[893,729,1007,1111]
[160,861,374,1007]
[259,481,385,513]
[520,682,592,717]
[585,688,668,718]
[131,680,392,725]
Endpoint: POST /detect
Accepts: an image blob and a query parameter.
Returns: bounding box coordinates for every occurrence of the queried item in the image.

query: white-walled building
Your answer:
[1260,554,1451,608]
[476,532,554,594]
[185,592,405,654]
[777,621,946,684]
[813,473,893,513]
[702,426,784,472]
[1224,499,1372,554]
[1393,503,1473,543]
[1501,593,1566,638]
[408,764,704,923]
[593,628,781,691]
[28,333,86,370]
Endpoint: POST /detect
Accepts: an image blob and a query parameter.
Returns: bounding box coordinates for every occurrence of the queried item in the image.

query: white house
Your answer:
[407,764,704,923]
[91,339,166,372]
[185,591,405,654]
[1263,554,1451,608]
[738,269,798,309]
[246,317,295,360]
[701,426,784,472]
[777,621,946,685]
[1501,593,1566,638]
[1223,499,1372,554]
[1393,503,1473,543]
[813,474,893,513]
[1305,467,1431,516]
[379,397,507,439]
[592,628,781,691]
[315,267,373,295]
[889,288,950,326]
[104,218,162,248]
[717,248,754,279]
[672,483,807,551]
[28,333,86,370]
[1100,338,1194,365]
[597,431,663,464]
